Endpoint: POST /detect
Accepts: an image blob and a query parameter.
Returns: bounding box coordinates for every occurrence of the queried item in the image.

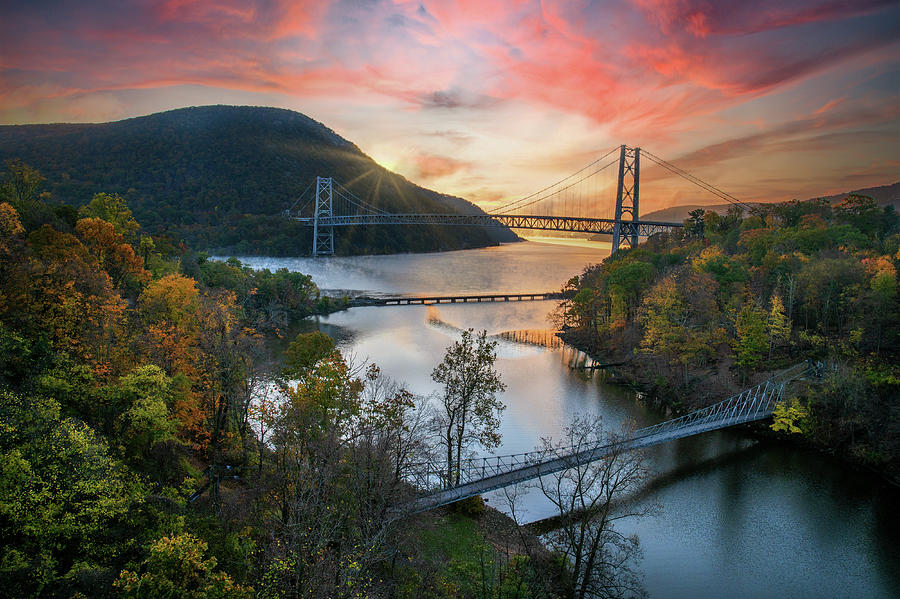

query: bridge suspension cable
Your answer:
[497,155,621,216]
[284,179,315,215]
[332,180,391,215]
[641,149,755,213]
[489,146,620,214]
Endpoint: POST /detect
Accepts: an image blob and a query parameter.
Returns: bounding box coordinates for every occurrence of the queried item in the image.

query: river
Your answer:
[234,241,899,599]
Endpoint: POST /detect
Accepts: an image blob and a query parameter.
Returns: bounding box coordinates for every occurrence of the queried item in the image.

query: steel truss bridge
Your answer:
[284,145,753,256]
[403,362,810,513]
[293,213,680,238]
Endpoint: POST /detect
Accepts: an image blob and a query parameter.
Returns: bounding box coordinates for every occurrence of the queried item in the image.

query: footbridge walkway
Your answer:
[347,291,571,307]
[404,362,810,513]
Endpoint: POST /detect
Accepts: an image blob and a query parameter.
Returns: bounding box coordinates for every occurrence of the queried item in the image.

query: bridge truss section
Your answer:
[306,213,679,237]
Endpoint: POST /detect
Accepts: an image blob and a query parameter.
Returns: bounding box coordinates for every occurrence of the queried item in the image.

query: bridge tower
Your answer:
[312,176,334,256]
[611,145,640,255]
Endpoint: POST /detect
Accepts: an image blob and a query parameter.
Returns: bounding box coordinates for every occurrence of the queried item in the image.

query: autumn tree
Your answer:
[771,398,810,435]
[115,533,252,599]
[0,202,24,238]
[196,287,261,462]
[137,274,205,445]
[767,294,791,357]
[432,329,506,486]
[18,225,127,372]
[640,270,723,383]
[258,345,425,596]
[75,216,150,295]
[79,192,140,240]
[138,274,201,375]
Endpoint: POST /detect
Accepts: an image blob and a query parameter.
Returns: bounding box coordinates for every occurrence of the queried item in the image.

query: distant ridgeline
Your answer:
[0,105,518,255]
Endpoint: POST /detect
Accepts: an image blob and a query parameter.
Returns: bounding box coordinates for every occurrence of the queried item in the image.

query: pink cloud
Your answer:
[0,0,897,208]
[412,153,473,180]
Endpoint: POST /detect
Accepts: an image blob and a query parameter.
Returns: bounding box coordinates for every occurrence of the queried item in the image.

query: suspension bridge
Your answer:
[283,145,754,256]
[402,362,811,513]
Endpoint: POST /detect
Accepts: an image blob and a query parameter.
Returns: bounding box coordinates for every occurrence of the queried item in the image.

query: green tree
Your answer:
[281,331,336,380]
[115,533,252,599]
[0,391,145,597]
[606,259,654,323]
[0,159,44,208]
[112,365,177,462]
[685,208,705,239]
[432,329,506,486]
[734,303,768,377]
[80,192,140,240]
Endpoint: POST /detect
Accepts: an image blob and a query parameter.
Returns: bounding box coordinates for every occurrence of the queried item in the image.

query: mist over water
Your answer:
[234,241,899,599]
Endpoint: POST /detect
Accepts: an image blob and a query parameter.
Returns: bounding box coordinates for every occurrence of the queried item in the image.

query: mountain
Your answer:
[641,182,900,224]
[0,105,518,255]
[814,181,900,208]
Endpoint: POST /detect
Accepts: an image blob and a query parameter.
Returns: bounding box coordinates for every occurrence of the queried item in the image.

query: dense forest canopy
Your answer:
[0,106,517,255]
[0,162,564,598]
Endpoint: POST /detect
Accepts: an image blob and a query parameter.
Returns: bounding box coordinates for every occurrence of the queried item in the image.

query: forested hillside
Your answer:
[0,106,517,255]
[557,197,900,480]
[0,162,556,597]
[641,181,900,224]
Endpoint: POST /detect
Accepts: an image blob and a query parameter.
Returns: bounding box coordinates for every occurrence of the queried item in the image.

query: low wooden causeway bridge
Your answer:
[404,362,811,513]
[348,291,571,307]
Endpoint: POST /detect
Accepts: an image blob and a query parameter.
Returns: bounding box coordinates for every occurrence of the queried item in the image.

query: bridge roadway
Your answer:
[347,291,571,307]
[296,213,682,236]
[404,362,809,513]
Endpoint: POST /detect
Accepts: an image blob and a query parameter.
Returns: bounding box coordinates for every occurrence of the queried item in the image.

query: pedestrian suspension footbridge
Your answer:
[284,145,754,256]
[404,362,811,513]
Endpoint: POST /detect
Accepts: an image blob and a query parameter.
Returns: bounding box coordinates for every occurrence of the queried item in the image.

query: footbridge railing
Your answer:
[404,362,810,513]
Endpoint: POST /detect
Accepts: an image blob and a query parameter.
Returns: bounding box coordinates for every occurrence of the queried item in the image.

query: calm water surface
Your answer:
[235,241,899,599]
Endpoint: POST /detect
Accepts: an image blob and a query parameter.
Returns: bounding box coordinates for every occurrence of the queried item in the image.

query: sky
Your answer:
[1,0,898,213]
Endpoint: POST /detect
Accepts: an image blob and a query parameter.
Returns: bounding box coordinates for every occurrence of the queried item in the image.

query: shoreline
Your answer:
[557,328,900,489]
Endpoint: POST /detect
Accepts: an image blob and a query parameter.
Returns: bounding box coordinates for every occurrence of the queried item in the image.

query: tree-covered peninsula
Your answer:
[556,198,900,481]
